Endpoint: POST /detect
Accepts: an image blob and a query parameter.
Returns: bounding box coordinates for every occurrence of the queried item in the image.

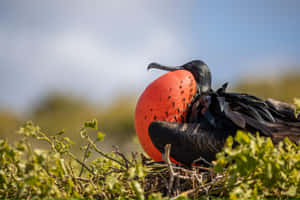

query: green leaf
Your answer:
[97,131,106,141]
[84,119,98,130]
[294,98,300,108]
[225,135,234,147]
[130,180,144,199]
[64,137,74,145]
[0,171,7,184]
[106,175,118,190]
[283,185,297,197]
[56,129,65,135]
[267,162,272,179]
[235,131,250,144]
[24,176,38,185]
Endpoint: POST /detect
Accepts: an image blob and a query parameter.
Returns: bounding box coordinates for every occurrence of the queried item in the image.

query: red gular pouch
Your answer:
[134,70,197,163]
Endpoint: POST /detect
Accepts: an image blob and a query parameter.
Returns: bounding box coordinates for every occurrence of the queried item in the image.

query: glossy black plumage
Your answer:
[148,60,300,166]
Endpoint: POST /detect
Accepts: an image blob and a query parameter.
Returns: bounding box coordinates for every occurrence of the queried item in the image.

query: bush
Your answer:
[214,131,300,199]
[0,120,150,199]
[213,98,300,199]
[0,99,299,199]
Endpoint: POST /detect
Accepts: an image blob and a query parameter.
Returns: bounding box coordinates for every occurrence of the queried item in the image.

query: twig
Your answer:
[131,152,138,164]
[171,180,216,199]
[171,166,196,173]
[113,145,133,168]
[103,167,127,176]
[163,144,175,197]
[79,143,91,177]
[172,188,195,199]
[69,152,95,175]
[64,175,91,182]
[88,138,126,168]
[192,156,213,166]
[47,171,91,183]
[195,166,215,173]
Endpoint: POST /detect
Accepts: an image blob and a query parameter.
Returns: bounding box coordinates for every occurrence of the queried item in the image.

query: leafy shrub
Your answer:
[214,131,300,199]
[214,98,300,199]
[0,120,148,199]
[0,98,299,199]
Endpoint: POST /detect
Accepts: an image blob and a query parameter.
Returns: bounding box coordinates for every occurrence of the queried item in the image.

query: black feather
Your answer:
[148,82,300,165]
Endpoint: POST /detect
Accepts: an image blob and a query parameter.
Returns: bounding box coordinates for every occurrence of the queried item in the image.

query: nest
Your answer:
[139,144,225,199]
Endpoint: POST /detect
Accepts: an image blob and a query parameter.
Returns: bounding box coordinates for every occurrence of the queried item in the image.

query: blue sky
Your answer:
[0,0,299,111]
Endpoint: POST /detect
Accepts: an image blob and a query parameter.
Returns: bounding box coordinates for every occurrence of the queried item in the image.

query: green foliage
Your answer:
[0,120,148,199]
[1,118,299,199]
[215,131,300,199]
[84,119,98,130]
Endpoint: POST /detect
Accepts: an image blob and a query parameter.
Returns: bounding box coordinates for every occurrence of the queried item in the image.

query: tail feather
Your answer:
[266,121,300,144]
[216,89,300,144]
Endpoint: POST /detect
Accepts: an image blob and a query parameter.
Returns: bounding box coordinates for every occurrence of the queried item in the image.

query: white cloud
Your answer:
[1,1,299,110]
[0,1,189,110]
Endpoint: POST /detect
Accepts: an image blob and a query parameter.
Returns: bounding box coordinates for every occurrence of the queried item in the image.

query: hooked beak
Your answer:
[148,60,212,94]
[147,62,183,72]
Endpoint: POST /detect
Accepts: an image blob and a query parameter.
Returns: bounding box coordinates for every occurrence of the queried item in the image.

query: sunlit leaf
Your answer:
[97,131,106,141]
[84,119,98,130]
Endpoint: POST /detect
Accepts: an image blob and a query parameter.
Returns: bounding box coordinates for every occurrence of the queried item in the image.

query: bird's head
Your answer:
[134,60,212,162]
[147,60,211,94]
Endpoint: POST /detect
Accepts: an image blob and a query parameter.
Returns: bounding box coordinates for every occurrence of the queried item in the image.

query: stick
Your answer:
[79,143,91,177]
[192,156,213,166]
[162,144,175,197]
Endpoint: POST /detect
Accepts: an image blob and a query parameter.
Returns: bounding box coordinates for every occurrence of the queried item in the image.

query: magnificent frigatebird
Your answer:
[135,60,300,166]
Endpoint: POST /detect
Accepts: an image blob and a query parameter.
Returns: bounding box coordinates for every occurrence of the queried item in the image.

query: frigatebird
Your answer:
[135,60,300,166]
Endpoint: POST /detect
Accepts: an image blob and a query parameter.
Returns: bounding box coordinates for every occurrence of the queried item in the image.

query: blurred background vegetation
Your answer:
[0,92,141,155]
[0,69,299,155]
[233,70,300,103]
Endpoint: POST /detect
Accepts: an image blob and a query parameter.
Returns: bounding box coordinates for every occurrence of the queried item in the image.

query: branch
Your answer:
[79,143,91,177]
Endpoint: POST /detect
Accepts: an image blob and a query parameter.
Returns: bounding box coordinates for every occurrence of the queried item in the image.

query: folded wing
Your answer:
[148,85,300,165]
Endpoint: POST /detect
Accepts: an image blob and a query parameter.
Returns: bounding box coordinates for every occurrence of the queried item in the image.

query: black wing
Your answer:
[148,121,229,165]
[148,86,300,165]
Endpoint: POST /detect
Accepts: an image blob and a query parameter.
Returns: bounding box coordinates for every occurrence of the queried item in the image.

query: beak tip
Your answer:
[147,62,159,71]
